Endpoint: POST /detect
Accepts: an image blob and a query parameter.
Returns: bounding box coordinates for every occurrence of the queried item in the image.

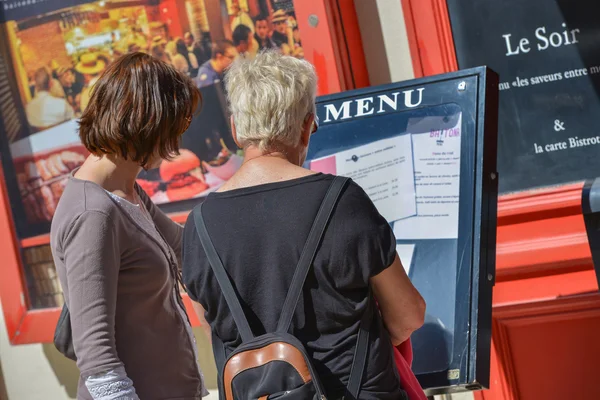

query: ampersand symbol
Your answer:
[554,119,566,132]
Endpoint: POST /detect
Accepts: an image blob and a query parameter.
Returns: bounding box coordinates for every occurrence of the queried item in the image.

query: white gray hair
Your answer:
[224,51,317,151]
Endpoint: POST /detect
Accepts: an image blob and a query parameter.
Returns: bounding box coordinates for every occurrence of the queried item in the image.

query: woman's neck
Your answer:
[243,144,300,165]
[76,155,142,198]
[217,146,313,193]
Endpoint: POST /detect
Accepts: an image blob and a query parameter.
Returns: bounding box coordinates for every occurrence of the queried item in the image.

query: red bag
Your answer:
[394,339,427,400]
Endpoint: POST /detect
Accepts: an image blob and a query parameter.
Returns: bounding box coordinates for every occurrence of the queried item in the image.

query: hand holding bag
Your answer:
[394,339,427,400]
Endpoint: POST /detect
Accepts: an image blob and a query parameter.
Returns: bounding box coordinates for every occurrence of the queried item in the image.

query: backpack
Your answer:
[193,176,373,400]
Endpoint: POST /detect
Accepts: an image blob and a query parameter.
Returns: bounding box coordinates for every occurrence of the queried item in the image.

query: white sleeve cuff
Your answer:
[85,366,139,400]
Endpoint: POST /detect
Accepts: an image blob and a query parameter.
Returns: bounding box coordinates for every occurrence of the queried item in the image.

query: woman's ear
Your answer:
[231,115,243,149]
[300,114,314,147]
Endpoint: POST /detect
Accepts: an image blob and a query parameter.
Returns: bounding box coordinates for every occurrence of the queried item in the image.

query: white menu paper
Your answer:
[311,134,417,222]
[393,114,462,240]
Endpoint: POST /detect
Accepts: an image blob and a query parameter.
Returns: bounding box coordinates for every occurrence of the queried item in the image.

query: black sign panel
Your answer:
[307,67,498,393]
[447,0,600,193]
[1,0,98,22]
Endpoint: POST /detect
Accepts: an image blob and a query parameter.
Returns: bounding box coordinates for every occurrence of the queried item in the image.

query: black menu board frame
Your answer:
[307,67,498,394]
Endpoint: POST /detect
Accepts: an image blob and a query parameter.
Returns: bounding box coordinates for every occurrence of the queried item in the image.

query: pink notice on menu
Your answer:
[310,155,337,175]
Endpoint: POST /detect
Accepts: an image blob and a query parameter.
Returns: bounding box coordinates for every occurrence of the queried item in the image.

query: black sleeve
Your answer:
[327,180,397,287]
[181,210,207,304]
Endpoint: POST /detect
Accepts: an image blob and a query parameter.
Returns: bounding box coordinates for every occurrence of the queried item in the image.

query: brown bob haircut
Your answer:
[79,52,201,167]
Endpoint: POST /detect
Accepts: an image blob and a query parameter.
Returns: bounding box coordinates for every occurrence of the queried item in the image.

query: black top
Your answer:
[182,173,405,399]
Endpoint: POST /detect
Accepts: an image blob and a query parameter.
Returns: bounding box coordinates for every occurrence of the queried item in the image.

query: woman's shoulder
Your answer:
[334,177,381,215]
[328,177,391,236]
[52,178,122,238]
[300,174,374,207]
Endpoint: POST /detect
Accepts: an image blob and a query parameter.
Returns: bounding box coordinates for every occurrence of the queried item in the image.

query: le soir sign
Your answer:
[448,0,600,193]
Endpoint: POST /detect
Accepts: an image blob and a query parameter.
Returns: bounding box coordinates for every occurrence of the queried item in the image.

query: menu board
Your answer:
[0,0,305,238]
[307,67,498,392]
[447,0,600,193]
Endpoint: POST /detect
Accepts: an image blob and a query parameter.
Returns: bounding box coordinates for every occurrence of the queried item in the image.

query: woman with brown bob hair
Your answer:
[50,52,207,399]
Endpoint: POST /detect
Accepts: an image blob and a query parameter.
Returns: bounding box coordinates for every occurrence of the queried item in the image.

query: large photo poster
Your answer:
[0,0,305,237]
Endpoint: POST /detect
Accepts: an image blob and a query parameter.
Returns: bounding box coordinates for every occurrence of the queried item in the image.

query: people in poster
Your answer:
[25,68,75,131]
[229,0,254,34]
[151,41,171,64]
[55,66,84,114]
[76,53,107,112]
[196,40,238,88]
[2,0,306,230]
[184,32,211,68]
[172,37,200,78]
[254,14,277,51]
[271,10,291,48]
[232,24,258,57]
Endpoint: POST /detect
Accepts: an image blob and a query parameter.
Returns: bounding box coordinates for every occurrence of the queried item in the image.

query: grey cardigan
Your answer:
[50,177,205,399]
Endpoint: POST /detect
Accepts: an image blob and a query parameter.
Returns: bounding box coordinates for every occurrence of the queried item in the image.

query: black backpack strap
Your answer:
[346,290,373,398]
[276,176,348,333]
[194,203,254,342]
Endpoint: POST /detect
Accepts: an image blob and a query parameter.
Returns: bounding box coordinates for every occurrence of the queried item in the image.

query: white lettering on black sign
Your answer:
[503,23,581,56]
[323,89,425,123]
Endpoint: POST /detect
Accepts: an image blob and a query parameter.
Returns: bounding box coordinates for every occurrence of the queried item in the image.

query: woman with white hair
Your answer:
[182,51,425,399]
